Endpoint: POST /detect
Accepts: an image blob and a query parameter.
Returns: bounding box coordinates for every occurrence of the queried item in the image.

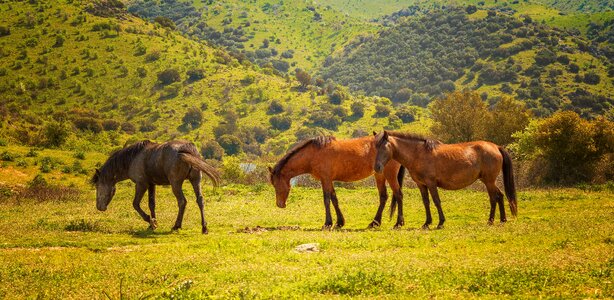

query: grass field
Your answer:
[0,181,612,298]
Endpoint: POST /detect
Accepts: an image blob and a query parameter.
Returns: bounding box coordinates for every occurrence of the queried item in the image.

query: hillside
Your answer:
[0,0,429,158]
[320,7,614,117]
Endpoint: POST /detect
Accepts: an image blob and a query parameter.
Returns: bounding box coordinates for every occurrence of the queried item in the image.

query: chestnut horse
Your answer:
[92,140,220,233]
[373,131,517,229]
[268,135,406,229]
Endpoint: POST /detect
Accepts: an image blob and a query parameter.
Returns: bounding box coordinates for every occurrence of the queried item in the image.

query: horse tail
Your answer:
[179,152,221,187]
[498,146,517,217]
[389,165,405,219]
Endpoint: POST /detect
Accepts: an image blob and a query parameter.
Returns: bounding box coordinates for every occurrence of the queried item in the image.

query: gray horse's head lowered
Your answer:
[91,169,116,211]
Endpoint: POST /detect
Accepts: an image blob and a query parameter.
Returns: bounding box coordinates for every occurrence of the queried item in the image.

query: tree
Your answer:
[395,105,417,123]
[43,122,70,147]
[393,88,412,103]
[374,104,391,118]
[154,16,175,29]
[430,90,489,143]
[351,101,365,117]
[486,96,530,145]
[269,115,292,131]
[267,100,284,114]
[295,69,311,90]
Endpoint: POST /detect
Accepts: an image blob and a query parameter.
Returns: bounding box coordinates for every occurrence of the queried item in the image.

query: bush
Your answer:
[267,100,284,114]
[583,71,600,85]
[308,110,341,130]
[182,107,203,127]
[43,122,70,147]
[154,16,175,29]
[395,105,417,123]
[186,68,206,81]
[269,115,292,131]
[523,112,614,184]
[102,119,120,131]
[394,88,412,103]
[351,102,365,117]
[201,140,225,160]
[145,50,161,62]
[218,134,242,155]
[157,68,181,85]
[73,117,103,133]
[1,151,16,162]
[121,122,136,134]
[374,104,391,118]
[0,26,9,37]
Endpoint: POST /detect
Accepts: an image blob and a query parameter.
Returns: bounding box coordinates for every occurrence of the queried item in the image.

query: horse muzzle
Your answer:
[374,164,384,173]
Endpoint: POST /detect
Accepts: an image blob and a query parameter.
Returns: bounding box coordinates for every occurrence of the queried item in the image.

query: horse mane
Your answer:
[271,136,335,175]
[386,131,441,151]
[91,140,152,184]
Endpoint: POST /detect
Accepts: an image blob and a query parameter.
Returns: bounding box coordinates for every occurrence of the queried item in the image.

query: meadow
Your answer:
[0,176,612,298]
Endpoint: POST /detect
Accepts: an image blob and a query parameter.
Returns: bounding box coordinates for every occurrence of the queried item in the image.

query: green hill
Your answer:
[320,7,613,117]
[0,0,429,157]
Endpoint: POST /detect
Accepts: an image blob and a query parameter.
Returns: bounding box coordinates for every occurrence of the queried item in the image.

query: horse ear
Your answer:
[372,131,377,136]
[382,130,389,141]
[95,168,100,175]
[267,166,273,174]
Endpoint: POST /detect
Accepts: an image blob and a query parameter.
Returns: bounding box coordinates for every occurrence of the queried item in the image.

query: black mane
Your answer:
[387,131,441,151]
[271,136,335,175]
[91,140,152,184]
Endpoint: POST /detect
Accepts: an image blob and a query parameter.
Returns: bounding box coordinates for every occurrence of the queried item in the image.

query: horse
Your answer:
[268,135,406,229]
[373,130,517,229]
[91,140,220,234]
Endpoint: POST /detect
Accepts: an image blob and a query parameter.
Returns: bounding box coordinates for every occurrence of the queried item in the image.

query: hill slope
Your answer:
[0,0,427,156]
[320,8,613,117]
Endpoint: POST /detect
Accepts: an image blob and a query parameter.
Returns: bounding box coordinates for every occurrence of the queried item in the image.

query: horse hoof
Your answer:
[322,224,333,231]
[149,218,158,230]
[393,224,403,230]
[202,227,208,234]
[487,220,494,226]
[436,224,444,230]
[421,224,430,230]
[500,219,507,223]
[171,226,181,231]
[335,223,344,229]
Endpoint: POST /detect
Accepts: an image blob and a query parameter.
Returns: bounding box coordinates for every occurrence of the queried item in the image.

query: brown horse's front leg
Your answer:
[321,181,334,230]
[427,185,445,229]
[418,184,432,229]
[132,183,152,226]
[369,177,387,229]
[392,190,404,229]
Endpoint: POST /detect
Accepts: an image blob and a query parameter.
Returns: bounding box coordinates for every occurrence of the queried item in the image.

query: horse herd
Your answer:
[92,131,517,234]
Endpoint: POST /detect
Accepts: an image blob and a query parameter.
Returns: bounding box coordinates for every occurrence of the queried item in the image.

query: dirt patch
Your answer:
[237,225,301,234]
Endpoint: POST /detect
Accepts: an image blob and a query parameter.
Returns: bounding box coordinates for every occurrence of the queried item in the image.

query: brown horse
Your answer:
[373,131,517,229]
[268,135,406,229]
[92,140,220,233]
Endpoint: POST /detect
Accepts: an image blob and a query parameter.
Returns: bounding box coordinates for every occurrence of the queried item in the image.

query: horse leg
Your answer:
[485,182,506,224]
[321,181,334,230]
[427,185,446,229]
[418,184,432,229]
[330,188,345,228]
[393,188,404,229]
[368,175,387,228]
[171,181,188,231]
[190,175,208,234]
[132,183,151,226]
[147,185,158,230]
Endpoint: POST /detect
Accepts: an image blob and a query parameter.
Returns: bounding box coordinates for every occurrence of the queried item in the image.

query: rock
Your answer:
[295,243,320,253]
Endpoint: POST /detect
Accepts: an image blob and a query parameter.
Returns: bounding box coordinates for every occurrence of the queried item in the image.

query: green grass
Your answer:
[0,181,612,298]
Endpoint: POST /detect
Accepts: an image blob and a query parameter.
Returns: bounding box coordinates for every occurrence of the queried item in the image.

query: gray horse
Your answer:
[92,140,220,234]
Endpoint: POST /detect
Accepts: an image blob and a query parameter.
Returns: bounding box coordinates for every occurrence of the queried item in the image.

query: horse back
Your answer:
[310,136,380,181]
[131,141,195,185]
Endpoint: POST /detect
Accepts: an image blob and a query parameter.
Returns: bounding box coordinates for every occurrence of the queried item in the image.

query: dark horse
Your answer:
[268,135,406,229]
[92,140,220,233]
[374,131,517,229]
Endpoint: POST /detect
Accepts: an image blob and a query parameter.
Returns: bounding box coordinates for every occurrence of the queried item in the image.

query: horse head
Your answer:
[92,169,116,211]
[268,166,290,208]
[374,130,393,173]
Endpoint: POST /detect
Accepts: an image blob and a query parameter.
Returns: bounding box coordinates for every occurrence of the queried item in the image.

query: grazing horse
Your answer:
[92,140,220,234]
[373,131,517,229]
[268,135,406,229]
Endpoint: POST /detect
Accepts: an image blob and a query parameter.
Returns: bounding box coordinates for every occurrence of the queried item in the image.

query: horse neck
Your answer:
[278,145,315,180]
[390,136,423,166]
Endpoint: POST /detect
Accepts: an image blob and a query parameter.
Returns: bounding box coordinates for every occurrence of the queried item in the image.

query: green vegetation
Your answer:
[0,176,612,298]
[321,7,613,117]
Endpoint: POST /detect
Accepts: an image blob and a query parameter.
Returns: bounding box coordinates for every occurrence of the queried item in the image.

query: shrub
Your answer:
[395,105,417,123]
[43,121,70,147]
[394,88,412,103]
[154,16,175,29]
[270,115,292,131]
[583,71,600,85]
[139,121,156,132]
[295,69,311,89]
[102,119,120,131]
[0,26,10,37]
[73,117,103,133]
[218,134,242,155]
[351,102,365,117]
[374,104,391,118]
[201,140,225,160]
[182,107,203,127]
[1,151,16,162]
[267,100,284,114]
[308,110,341,130]
[157,68,181,85]
[145,50,161,62]
[186,68,205,81]
[121,122,136,134]
[487,96,530,145]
